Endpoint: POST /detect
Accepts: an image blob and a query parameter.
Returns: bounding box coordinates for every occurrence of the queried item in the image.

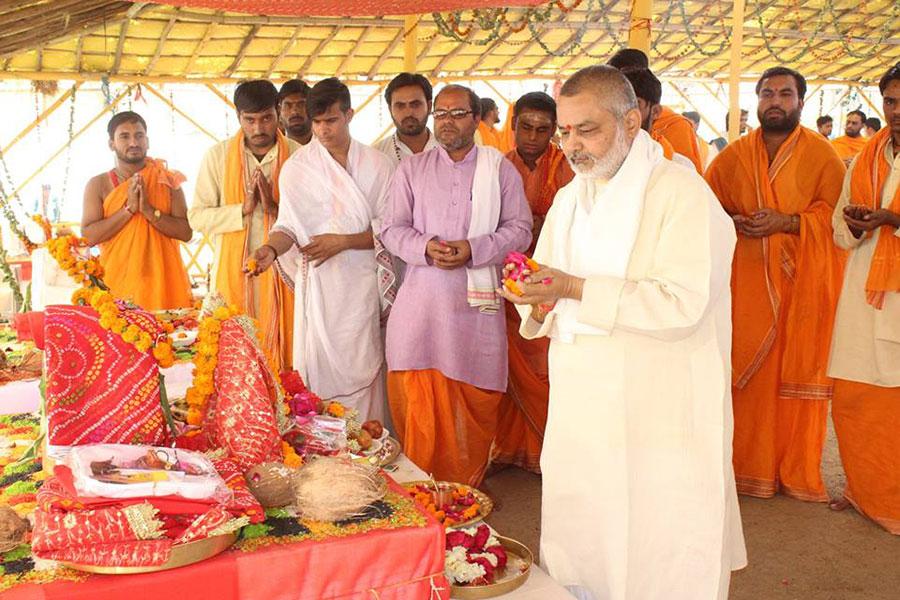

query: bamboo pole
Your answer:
[354,84,386,115]
[403,15,418,73]
[727,0,746,142]
[667,82,725,140]
[142,84,219,141]
[1,82,81,155]
[205,83,235,110]
[483,80,511,108]
[627,0,652,54]
[855,86,885,121]
[7,86,132,202]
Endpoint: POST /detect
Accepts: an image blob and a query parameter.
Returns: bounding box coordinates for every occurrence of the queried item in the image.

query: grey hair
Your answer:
[560,65,639,119]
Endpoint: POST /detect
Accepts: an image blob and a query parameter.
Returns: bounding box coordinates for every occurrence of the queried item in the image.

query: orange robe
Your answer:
[831,135,867,162]
[218,131,294,372]
[705,126,846,502]
[831,127,900,534]
[387,369,501,487]
[652,106,704,173]
[651,130,676,160]
[494,146,574,473]
[99,158,192,310]
[477,121,511,153]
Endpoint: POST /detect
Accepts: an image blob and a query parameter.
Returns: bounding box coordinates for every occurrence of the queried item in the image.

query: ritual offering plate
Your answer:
[403,481,492,528]
[60,532,238,575]
[352,436,401,468]
[171,329,198,348]
[445,524,533,599]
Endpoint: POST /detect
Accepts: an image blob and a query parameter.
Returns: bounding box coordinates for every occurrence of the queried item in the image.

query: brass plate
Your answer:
[403,480,493,527]
[352,436,401,468]
[450,536,533,599]
[60,532,237,575]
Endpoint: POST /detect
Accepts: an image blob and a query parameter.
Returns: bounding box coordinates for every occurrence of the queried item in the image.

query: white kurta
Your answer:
[273,138,395,421]
[519,157,747,600]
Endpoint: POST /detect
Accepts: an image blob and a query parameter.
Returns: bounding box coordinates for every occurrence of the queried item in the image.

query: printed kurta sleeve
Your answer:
[188,144,244,236]
[380,162,432,266]
[576,183,736,342]
[468,160,533,268]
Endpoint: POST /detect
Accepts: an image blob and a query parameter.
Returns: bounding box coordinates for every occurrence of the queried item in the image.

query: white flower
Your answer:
[469,551,499,568]
[445,546,486,584]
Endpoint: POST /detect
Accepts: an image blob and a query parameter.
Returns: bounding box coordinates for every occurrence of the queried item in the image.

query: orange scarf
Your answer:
[651,130,676,160]
[100,158,192,310]
[652,106,703,172]
[218,130,294,371]
[478,121,510,153]
[849,128,900,308]
[832,135,867,161]
[506,144,572,217]
[706,126,846,399]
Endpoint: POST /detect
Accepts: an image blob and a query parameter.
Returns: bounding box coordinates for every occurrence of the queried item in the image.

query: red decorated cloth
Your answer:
[148,0,542,16]
[178,319,283,471]
[44,305,168,447]
[9,481,450,600]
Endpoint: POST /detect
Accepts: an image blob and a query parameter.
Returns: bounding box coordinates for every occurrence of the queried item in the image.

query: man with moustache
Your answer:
[190,80,300,370]
[82,111,193,309]
[246,78,395,421]
[381,84,531,487]
[373,73,439,164]
[706,66,846,504]
[832,109,868,164]
[278,79,312,145]
[500,65,745,600]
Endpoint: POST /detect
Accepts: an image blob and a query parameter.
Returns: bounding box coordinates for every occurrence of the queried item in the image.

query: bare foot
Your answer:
[828,497,851,511]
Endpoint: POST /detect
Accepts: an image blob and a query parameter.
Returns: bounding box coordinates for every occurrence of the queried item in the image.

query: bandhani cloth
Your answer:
[849,127,900,308]
[179,318,284,472]
[100,157,192,310]
[44,305,168,447]
[832,134,867,162]
[218,130,294,373]
[652,106,704,173]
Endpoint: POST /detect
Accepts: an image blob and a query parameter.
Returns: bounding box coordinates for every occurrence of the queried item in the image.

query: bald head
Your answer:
[560,65,639,119]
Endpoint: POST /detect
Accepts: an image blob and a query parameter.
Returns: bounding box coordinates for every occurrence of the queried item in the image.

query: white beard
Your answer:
[566,125,631,180]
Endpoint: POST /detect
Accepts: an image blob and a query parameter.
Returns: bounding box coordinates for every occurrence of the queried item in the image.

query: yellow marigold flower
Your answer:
[135,338,152,353]
[122,325,142,344]
[212,306,232,321]
[113,317,129,333]
[326,402,345,418]
[99,314,117,330]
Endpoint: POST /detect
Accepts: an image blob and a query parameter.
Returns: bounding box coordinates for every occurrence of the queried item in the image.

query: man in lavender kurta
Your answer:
[381,84,532,486]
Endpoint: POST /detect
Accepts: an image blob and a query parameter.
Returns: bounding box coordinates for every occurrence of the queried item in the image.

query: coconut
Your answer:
[245,462,297,508]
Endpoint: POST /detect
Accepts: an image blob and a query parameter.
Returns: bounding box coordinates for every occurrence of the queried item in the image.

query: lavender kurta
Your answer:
[381,145,532,392]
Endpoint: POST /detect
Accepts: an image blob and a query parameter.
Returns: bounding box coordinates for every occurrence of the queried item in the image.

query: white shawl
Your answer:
[466,146,505,313]
[548,130,664,342]
[273,138,394,400]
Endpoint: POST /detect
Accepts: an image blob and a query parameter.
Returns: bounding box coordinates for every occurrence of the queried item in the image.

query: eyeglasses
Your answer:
[432,109,475,121]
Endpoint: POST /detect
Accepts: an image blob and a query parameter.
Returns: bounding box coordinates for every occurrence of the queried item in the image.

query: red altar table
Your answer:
[3,495,449,600]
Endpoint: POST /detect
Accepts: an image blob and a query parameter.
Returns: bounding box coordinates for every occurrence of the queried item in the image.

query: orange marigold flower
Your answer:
[326,402,346,418]
[186,408,203,426]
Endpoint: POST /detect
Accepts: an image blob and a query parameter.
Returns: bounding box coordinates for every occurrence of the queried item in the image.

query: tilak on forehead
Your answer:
[518,112,554,127]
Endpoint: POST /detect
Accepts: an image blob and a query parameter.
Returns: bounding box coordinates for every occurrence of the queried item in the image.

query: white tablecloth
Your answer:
[391,455,574,600]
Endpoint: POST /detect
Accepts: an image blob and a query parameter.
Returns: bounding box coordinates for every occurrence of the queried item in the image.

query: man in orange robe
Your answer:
[82,111,192,310]
[706,67,846,502]
[493,92,574,473]
[475,97,511,153]
[831,109,868,165]
[189,81,299,371]
[608,49,704,173]
[827,65,900,533]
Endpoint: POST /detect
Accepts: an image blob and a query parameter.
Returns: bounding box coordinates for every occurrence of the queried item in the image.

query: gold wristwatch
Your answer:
[153,208,162,222]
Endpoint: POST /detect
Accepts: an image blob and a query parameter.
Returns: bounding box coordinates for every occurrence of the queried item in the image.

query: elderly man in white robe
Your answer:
[245,77,396,422]
[500,65,747,600]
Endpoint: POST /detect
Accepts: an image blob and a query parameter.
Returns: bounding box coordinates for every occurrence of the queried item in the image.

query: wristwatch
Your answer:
[153,208,162,222]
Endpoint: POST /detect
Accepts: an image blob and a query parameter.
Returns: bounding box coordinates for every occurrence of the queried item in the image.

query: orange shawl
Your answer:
[505,144,574,217]
[849,127,900,308]
[218,130,294,371]
[652,106,703,173]
[477,121,510,153]
[100,158,192,310]
[651,130,676,160]
[705,126,846,400]
[832,135,867,161]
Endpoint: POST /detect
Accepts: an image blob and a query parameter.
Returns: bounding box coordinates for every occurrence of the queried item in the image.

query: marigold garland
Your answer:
[183,305,240,427]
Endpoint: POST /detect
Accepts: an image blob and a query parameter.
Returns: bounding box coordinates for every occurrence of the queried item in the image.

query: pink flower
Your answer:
[473,524,491,550]
[289,390,319,416]
[280,370,307,396]
[487,545,508,569]
[446,530,475,549]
